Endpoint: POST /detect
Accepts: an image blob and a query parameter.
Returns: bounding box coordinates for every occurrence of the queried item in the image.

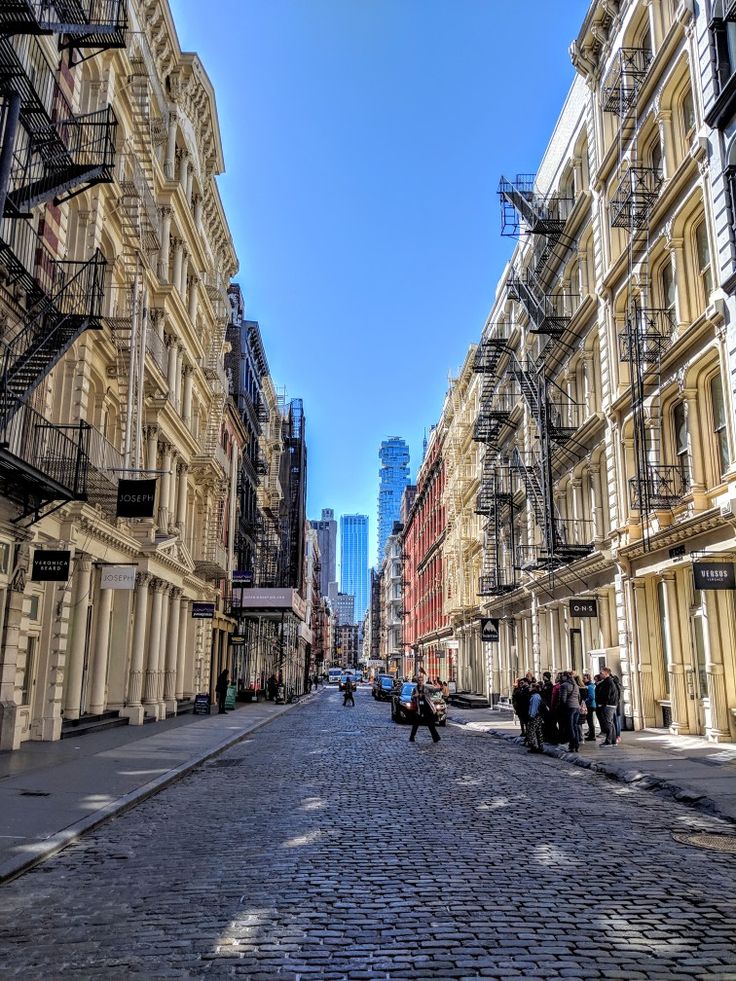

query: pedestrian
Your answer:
[526,684,546,753]
[574,673,588,748]
[593,673,605,735]
[583,672,597,741]
[215,668,229,715]
[408,676,441,744]
[558,671,581,752]
[512,679,530,739]
[611,670,623,743]
[541,672,558,744]
[267,673,278,701]
[597,666,619,746]
[550,673,563,741]
[343,677,355,707]
[525,670,536,685]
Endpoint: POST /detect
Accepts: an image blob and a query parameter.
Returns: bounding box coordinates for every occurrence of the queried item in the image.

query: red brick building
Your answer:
[402,428,450,682]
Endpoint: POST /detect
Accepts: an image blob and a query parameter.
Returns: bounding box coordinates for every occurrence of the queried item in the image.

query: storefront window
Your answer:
[693,616,709,698]
[657,580,672,694]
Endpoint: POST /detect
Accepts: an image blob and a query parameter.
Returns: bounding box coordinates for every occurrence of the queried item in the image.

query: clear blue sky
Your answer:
[169,0,590,567]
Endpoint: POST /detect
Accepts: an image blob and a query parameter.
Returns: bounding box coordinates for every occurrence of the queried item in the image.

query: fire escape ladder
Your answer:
[507,268,572,338]
[0,249,106,428]
[0,1,128,51]
[477,467,515,596]
[498,174,572,237]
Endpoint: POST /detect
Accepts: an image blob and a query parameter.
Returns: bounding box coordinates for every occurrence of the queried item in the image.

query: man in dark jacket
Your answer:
[597,667,619,746]
[215,668,229,715]
[558,672,582,752]
[409,677,441,744]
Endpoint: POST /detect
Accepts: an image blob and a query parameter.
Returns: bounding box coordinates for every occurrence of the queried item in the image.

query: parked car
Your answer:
[372,674,396,701]
[391,682,447,726]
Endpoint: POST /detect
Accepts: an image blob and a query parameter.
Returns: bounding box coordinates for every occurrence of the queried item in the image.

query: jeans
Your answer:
[586,709,597,739]
[410,717,440,742]
[601,705,617,744]
[565,708,580,751]
[614,710,621,739]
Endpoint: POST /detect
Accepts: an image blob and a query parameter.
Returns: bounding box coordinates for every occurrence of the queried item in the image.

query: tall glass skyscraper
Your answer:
[378,437,410,560]
[340,514,369,624]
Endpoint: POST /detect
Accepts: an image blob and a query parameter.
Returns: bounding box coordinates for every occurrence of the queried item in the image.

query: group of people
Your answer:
[512,666,622,753]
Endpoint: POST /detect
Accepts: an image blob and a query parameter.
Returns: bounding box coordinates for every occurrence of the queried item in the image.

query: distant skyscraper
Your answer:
[340,514,369,623]
[377,437,410,560]
[309,507,337,597]
[334,592,355,626]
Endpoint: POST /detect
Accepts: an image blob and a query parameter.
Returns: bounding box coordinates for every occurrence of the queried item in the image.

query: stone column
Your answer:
[193,194,203,230]
[168,451,178,521]
[88,582,114,715]
[182,365,194,427]
[703,591,731,740]
[180,252,189,305]
[165,115,177,179]
[630,578,656,729]
[174,347,183,411]
[63,555,92,720]
[157,584,171,712]
[143,579,164,716]
[158,441,172,532]
[188,275,199,324]
[164,588,182,712]
[683,386,707,504]
[172,239,183,294]
[590,465,605,542]
[667,235,688,328]
[179,151,189,190]
[186,167,194,203]
[159,207,172,282]
[166,336,178,395]
[656,108,675,180]
[125,572,150,724]
[146,424,158,473]
[176,462,189,529]
[176,595,190,699]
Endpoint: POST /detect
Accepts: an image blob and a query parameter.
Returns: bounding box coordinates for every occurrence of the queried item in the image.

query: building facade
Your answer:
[377,437,410,560]
[379,523,405,677]
[464,0,736,740]
[339,513,369,622]
[309,507,337,597]
[0,0,241,749]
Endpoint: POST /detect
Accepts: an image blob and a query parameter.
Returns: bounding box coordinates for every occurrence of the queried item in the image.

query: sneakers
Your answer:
[599,741,614,747]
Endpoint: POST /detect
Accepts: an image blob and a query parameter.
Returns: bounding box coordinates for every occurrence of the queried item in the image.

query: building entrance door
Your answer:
[569,629,583,675]
[687,612,709,735]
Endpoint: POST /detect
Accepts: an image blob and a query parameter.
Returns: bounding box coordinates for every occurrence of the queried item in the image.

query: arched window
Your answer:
[681,87,696,140]
[672,401,689,487]
[710,374,730,477]
[694,219,713,309]
[658,256,676,321]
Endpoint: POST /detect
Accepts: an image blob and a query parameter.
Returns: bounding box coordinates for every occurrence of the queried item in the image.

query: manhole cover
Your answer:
[672,832,736,854]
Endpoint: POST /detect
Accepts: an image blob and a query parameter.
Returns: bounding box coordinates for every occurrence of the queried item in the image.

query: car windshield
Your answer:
[400,683,415,699]
[380,678,393,686]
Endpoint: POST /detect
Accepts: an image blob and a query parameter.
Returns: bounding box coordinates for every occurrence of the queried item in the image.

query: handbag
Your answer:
[579,697,588,716]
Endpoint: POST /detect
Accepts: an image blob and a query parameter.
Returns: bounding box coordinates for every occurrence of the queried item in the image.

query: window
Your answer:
[20,637,36,705]
[656,581,672,694]
[673,401,689,487]
[659,257,676,320]
[649,137,663,177]
[0,542,9,575]
[27,595,40,621]
[681,88,696,139]
[711,374,730,476]
[695,220,713,305]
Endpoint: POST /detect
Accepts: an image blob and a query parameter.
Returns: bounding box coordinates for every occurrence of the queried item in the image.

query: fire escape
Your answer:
[602,42,685,526]
[0,1,124,521]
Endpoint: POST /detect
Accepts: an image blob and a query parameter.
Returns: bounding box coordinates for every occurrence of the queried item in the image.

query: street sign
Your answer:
[693,562,736,591]
[480,618,499,643]
[116,478,157,518]
[191,602,215,619]
[570,598,598,618]
[31,550,70,582]
[100,565,136,590]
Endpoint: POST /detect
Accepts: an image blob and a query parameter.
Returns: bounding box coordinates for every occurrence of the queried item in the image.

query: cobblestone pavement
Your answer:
[1,689,735,980]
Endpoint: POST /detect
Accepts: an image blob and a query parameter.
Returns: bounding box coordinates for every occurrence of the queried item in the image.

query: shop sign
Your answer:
[669,545,687,560]
[225,684,237,710]
[232,570,253,585]
[191,602,215,619]
[31,550,70,582]
[230,635,246,645]
[116,478,157,518]
[480,618,500,643]
[192,694,211,715]
[100,565,136,590]
[693,562,736,591]
[570,598,598,618]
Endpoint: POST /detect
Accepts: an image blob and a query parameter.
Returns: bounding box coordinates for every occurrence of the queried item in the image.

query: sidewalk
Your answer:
[448,706,736,824]
[0,692,320,883]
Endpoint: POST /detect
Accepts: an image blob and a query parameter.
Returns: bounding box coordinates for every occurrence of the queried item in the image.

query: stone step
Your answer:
[61,712,129,739]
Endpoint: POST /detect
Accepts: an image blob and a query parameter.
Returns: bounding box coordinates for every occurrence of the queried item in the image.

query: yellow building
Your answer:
[472,0,736,741]
[0,0,240,748]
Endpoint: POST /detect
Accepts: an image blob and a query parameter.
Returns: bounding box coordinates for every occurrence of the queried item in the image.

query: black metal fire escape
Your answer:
[602,42,685,527]
[0,1,124,521]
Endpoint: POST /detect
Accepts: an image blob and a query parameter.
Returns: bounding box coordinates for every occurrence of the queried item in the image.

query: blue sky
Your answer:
[169,0,590,567]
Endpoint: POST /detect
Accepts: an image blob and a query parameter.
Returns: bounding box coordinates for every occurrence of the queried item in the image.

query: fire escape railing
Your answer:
[601,47,653,116]
[0,1,128,49]
[610,166,662,229]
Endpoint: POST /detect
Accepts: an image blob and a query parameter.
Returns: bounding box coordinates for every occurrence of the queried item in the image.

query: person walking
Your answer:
[558,671,581,752]
[597,666,619,746]
[215,668,229,715]
[267,673,278,701]
[409,677,441,744]
[611,670,623,743]
[526,684,546,753]
[343,677,355,707]
[583,672,597,741]
[512,679,531,739]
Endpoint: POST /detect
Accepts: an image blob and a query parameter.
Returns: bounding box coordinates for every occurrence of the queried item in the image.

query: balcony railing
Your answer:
[516,518,594,571]
[0,394,89,503]
[610,167,662,229]
[85,423,122,515]
[629,465,688,509]
[473,323,511,374]
[0,1,127,48]
[498,175,574,237]
[601,47,653,116]
[618,307,675,365]
[477,570,516,596]
[116,151,160,254]
[546,399,585,440]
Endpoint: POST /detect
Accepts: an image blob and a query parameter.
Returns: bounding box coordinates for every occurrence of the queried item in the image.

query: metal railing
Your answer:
[0,394,89,497]
[601,47,653,116]
[629,466,688,509]
[618,307,675,365]
[610,167,662,229]
[0,1,127,38]
[145,328,167,375]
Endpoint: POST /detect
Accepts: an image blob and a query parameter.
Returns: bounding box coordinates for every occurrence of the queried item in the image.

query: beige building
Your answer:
[0,0,240,749]
[470,0,736,741]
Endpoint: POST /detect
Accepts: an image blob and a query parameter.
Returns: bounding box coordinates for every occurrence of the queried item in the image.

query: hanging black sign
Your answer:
[480,618,500,643]
[570,598,598,618]
[31,550,71,582]
[116,479,157,518]
[232,570,253,585]
[693,562,736,591]
[191,602,215,619]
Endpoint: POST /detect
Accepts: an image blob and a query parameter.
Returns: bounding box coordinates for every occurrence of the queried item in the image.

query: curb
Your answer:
[487,727,736,826]
[0,692,319,885]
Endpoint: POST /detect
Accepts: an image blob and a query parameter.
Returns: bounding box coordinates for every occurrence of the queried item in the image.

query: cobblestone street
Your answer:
[0,689,735,980]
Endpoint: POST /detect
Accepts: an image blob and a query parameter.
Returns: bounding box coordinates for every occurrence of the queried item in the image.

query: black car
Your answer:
[391,682,447,726]
[372,674,396,701]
